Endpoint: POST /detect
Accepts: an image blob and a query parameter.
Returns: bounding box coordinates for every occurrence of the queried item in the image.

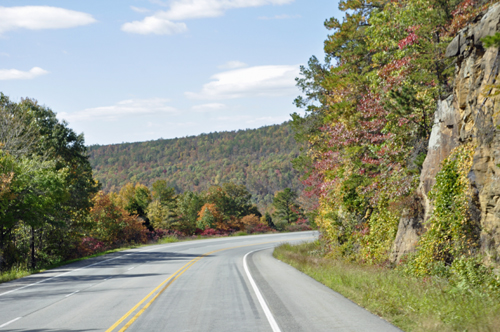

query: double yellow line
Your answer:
[106,240,283,332]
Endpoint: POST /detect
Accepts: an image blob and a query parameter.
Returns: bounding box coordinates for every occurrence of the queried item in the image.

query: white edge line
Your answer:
[65,290,80,298]
[0,317,21,328]
[243,248,282,332]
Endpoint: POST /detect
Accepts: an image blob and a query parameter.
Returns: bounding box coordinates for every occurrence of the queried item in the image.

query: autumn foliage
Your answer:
[292,0,498,263]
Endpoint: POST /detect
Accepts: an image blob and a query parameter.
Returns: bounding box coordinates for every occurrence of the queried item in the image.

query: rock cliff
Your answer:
[391,3,500,263]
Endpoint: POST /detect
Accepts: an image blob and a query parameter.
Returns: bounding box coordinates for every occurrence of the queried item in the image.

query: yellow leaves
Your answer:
[0,171,14,198]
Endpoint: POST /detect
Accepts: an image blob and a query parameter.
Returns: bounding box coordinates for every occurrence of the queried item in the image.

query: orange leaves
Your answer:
[0,171,14,200]
[89,191,148,247]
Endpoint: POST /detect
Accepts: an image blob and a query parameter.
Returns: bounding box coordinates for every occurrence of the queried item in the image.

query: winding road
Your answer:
[0,231,400,331]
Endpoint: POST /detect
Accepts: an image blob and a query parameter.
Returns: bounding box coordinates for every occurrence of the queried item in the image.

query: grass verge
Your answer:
[273,241,500,332]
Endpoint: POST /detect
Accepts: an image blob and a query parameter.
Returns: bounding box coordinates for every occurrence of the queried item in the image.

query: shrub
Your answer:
[285,223,312,232]
[246,223,275,234]
[77,237,107,257]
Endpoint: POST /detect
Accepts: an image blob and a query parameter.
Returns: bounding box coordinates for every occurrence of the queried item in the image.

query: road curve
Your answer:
[0,231,400,331]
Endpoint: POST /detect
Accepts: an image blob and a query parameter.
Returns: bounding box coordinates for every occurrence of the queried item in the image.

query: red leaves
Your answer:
[398,25,421,50]
[378,56,413,91]
[445,0,486,37]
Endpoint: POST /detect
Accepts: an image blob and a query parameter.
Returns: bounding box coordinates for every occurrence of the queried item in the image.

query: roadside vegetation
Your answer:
[274,241,500,332]
[273,0,500,330]
[289,0,500,308]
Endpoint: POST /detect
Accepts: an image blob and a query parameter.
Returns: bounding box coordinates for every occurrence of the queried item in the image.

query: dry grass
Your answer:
[273,241,500,332]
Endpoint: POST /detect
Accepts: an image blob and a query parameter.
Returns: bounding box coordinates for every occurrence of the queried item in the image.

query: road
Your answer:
[0,231,400,331]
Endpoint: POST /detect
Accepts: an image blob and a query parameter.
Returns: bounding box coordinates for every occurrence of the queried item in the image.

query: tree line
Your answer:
[88,123,303,211]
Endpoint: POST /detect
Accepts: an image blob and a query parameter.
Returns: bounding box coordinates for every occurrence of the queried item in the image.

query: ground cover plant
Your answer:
[274,241,500,332]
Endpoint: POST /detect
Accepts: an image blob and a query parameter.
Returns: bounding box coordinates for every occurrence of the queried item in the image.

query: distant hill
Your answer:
[88,122,303,210]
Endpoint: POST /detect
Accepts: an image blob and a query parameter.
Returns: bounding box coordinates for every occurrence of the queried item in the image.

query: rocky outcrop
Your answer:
[390,196,425,262]
[391,3,500,263]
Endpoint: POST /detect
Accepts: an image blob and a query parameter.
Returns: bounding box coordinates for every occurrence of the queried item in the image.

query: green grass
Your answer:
[0,265,33,284]
[273,241,500,332]
[157,235,180,244]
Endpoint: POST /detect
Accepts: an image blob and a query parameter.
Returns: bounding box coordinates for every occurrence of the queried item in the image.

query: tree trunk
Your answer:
[31,226,35,269]
[0,225,3,271]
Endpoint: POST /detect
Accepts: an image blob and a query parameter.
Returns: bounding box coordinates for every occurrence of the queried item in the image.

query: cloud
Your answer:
[192,103,227,111]
[122,0,293,35]
[0,52,9,57]
[58,98,176,122]
[258,14,300,20]
[131,6,151,13]
[218,61,248,69]
[185,64,300,100]
[122,16,187,35]
[0,67,49,80]
[0,6,96,34]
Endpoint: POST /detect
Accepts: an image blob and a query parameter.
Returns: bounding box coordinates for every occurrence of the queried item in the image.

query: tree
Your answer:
[264,212,275,229]
[0,94,39,158]
[176,191,204,234]
[89,192,147,248]
[0,150,69,269]
[197,203,221,230]
[115,183,153,231]
[152,179,176,207]
[272,188,301,224]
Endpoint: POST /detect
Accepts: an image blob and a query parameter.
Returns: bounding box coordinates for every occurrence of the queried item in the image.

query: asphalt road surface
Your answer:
[0,231,401,331]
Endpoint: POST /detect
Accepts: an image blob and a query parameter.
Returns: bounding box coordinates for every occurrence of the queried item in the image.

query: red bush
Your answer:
[246,223,275,234]
[77,237,107,257]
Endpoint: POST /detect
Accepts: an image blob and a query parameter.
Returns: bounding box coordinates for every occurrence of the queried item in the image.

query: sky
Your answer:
[0,0,341,145]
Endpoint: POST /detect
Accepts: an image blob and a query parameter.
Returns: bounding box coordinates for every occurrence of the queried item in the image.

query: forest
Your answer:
[88,124,303,211]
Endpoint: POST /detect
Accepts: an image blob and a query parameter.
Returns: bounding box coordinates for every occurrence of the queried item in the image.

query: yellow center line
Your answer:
[104,259,195,332]
[107,237,311,332]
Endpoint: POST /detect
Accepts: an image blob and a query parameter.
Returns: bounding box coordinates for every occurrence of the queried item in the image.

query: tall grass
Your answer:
[273,241,500,332]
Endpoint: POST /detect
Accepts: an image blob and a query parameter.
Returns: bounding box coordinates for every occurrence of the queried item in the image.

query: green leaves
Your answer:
[272,188,302,225]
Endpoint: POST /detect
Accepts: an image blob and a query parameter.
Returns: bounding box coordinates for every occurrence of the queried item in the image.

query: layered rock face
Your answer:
[391,3,500,263]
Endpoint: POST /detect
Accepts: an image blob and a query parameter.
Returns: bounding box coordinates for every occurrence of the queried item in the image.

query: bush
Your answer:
[285,223,312,232]
[77,237,107,257]
[246,223,275,234]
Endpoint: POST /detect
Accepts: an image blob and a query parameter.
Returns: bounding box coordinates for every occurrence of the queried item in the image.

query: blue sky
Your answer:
[0,0,341,145]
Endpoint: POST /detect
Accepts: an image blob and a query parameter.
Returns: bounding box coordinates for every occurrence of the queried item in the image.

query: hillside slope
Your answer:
[88,122,302,210]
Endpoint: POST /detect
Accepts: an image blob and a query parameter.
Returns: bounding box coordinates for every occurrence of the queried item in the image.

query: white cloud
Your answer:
[58,98,176,122]
[122,0,293,35]
[258,14,300,20]
[185,64,300,100]
[0,52,9,57]
[0,6,96,34]
[192,103,227,111]
[0,67,48,80]
[122,16,187,35]
[131,6,151,13]
[218,61,248,69]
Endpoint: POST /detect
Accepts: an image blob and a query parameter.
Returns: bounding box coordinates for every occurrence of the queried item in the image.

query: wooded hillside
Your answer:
[88,123,302,210]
